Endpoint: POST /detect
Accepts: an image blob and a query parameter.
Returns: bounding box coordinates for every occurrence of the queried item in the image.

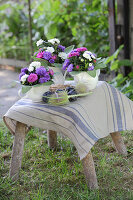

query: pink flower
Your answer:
[76,65,79,69]
[68,52,80,57]
[36,51,44,58]
[48,69,54,76]
[51,55,57,60]
[76,47,87,52]
[27,73,38,83]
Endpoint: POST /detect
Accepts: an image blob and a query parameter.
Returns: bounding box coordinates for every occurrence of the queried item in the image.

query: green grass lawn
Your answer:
[0,120,133,200]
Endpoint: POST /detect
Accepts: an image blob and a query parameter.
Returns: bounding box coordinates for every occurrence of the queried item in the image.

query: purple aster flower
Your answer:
[57,45,65,52]
[43,51,52,60]
[27,73,38,83]
[39,73,50,83]
[76,47,87,52]
[68,52,79,57]
[49,59,55,64]
[88,65,94,71]
[62,59,70,70]
[36,67,47,76]
[19,72,25,80]
[48,69,54,76]
[21,68,28,73]
[67,64,73,72]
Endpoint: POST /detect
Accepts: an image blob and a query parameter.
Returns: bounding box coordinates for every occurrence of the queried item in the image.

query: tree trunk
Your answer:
[28,0,33,58]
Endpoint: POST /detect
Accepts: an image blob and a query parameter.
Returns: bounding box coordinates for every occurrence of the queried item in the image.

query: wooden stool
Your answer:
[9,122,127,190]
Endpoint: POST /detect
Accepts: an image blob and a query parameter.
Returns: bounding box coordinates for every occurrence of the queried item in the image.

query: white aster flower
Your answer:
[83,51,92,61]
[36,39,44,47]
[58,52,67,60]
[28,66,34,72]
[46,47,55,53]
[29,61,41,68]
[21,74,29,82]
[89,63,93,66]
[48,38,60,45]
[81,58,84,62]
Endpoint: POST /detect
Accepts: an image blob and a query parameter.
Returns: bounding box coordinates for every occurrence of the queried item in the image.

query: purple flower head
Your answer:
[19,72,25,80]
[36,67,47,76]
[49,59,55,64]
[76,47,87,52]
[88,65,94,71]
[57,45,65,52]
[39,73,50,83]
[67,64,73,72]
[21,67,28,74]
[36,51,44,58]
[51,55,57,60]
[62,59,70,70]
[27,73,38,83]
[43,51,52,60]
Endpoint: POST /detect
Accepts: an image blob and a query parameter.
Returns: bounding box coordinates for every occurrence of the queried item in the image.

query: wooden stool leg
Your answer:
[9,122,27,181]
[81,151,98,190]
[47,130,57,149]
[110,132,127,155]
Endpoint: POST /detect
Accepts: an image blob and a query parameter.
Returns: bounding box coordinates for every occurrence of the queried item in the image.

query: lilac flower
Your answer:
[27,73,38,83]
[88,65,94,71]
[68,52,79,57]
[49,59,55,64]
[67,64,73,72]
[49,69,54,76]
[36,67,47,76]
[43,51,52,60]
[62,59,70,70]
[76,47,87,52]
[57,45,65,52]
[39,73,50,83]
[21,67,28,74]
[19,72,25,80]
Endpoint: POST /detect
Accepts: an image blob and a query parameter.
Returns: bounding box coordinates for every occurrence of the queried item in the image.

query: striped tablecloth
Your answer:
[3,81,133,160]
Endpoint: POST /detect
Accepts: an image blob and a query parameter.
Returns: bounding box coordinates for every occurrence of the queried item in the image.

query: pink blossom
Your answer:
[76,47,88,52]
[68,52,80,57]
[36,51,44,58]
[27,73,38,83]
[51,55,57,60]
[48,69,54,76]
[76,65,79,69]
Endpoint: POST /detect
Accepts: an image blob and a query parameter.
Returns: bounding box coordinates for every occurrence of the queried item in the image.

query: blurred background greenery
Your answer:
[0,0,109,61]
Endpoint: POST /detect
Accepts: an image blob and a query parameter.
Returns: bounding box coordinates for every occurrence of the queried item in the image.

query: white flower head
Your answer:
[89,63,93,66]
[46,47,55,53]
[21,74,29,82]
[28,61,41,72]
[28,66,34,72]
[81,58,84,62]
[58,52,67,60]
[83,51,92,61]
[48,38,60,45]
[36,39,44,47]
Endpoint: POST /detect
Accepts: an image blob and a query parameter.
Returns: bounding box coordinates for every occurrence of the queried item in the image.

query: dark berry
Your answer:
[56,89,64,93]
[67,88,77,102]
[66,87,75,93]
[42,91,53,103]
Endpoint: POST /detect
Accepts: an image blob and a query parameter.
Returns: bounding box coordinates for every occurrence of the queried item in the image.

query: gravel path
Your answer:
[0,69,21,119]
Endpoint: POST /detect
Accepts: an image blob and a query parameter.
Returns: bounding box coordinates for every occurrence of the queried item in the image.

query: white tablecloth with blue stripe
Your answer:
[3,81,133,160]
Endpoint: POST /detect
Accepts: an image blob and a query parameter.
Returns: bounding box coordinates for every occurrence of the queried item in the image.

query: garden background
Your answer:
[0,0,133,199]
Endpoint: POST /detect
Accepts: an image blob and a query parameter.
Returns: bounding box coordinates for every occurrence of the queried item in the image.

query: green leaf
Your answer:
[118,59,133,67]
[21,86,32,94]
[95,62,106,69]
[69,71,81,76]
[110,60,119,71]
[129,72,133,78]
[64,45,75,54]
[87,69,96,77]
[105,45,124,64]
[33,81,53,87]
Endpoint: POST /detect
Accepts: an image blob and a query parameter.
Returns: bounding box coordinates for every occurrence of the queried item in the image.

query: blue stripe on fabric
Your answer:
[104,82,116,130]
[119,92,127,129]
[65,104,100,138]
[14,102,94,146]
[101,84,109,133]
[16,100,98,141]
[109,84,123,130]
[11,108,89,154]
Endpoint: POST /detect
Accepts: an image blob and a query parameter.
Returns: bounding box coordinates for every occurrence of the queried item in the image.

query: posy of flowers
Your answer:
[33,38,74,67]
[19,61,54,86]
[62,47,106,77]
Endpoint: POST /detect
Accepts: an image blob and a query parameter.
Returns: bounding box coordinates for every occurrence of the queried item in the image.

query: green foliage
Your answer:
[0,0,109,61]
[107,46,133,100]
